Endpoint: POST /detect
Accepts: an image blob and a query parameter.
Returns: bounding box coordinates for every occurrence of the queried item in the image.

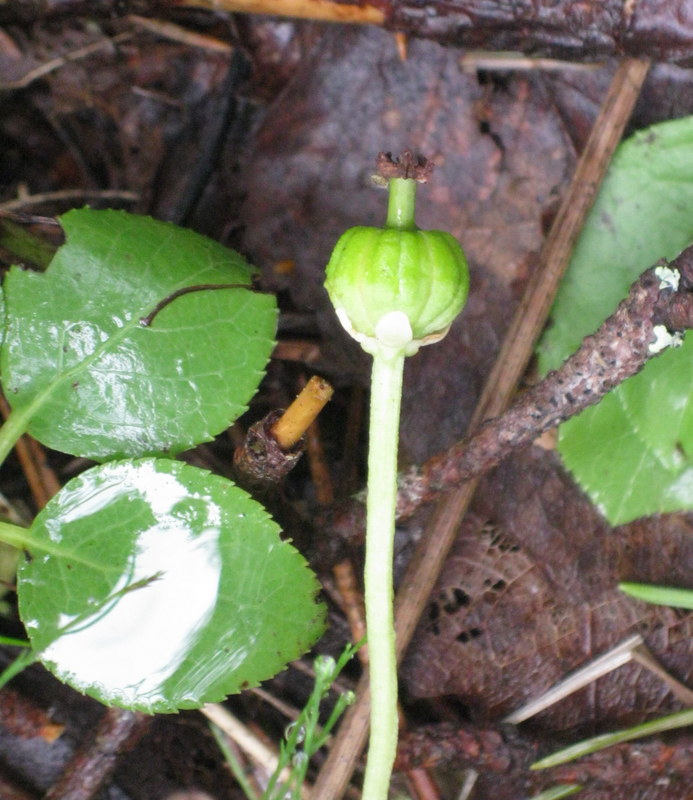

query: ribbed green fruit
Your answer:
[325,224,469,353]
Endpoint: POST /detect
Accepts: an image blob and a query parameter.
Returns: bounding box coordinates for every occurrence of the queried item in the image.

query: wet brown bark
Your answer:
[385,0,693,64]
[44,709,150,800]
[4,1,693,64]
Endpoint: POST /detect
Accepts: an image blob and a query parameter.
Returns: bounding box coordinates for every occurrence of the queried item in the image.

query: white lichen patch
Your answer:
[655,265,680,291]
[649,324,684,354]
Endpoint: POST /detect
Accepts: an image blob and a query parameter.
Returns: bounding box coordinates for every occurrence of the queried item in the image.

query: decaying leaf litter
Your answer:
[3,6,693,800]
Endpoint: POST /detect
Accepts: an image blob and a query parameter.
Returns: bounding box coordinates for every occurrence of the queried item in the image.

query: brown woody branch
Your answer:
[176,1,693,63]
[386,0,693,63]
[44,708,150,800]
[6,2,693,64]
[319,246,693,554]
[177,0,692,64]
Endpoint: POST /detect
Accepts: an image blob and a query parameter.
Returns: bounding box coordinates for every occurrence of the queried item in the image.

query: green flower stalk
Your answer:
[324,151,469,799]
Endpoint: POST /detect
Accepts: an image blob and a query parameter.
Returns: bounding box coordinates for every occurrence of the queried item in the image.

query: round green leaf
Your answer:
[536,117,693,524]
[1,208,277,460]
[539,117,693,374]
[617,341,693,471]
[18,458,325,713]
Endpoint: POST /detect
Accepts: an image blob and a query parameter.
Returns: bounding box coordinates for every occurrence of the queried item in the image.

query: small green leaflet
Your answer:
[537,116,693,525]
[619,582,693,610]
[18,459,326,713]
[1,209,277,460]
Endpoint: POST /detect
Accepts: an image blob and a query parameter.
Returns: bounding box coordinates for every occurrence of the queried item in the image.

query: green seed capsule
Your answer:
[324,176,469,357]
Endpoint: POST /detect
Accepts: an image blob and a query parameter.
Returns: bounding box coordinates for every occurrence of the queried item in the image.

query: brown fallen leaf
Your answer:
[401,446,693,734]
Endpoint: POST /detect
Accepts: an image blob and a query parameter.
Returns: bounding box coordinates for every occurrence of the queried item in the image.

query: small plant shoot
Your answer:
[325,151,469,799]
[0,209,326,710]
[212,643,360,800]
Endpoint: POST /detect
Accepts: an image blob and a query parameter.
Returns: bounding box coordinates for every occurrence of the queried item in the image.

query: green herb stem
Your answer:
[0,405,35,469]
[0,636,30,648]
[0,520,32,550]
[531,707,693,770]
[209,723,260,800]
[528,785,583,800]
[361,346,405,800]
[385,178,417,231]
[0,648,37,691]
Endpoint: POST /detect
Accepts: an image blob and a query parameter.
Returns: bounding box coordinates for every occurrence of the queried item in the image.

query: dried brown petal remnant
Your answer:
[375,150,434,183]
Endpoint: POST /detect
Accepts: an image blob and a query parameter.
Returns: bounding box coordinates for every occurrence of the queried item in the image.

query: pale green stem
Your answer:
[0,520,33,550]
[0,405,36,469]
[385,178,417,231]
[0,648,37,691]
[532,706,693,770]
[361,346,405,800]
[528,786,583,800]
[210,723,260,800]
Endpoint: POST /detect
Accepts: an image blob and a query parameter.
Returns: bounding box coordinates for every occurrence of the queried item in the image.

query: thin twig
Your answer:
[405,767,442,800]
[272,376,334,450]
[202,703,283,779]
[631,644,693,706]
[503,635,645,724]
[488,61,651,418]
[180,0,385,24]
[456,770,479,800]
[302,392,369,659]
[251,686,303,723]
[306,417,336,505]
[459,52,604,73]
[44,708,150,800]
[0,189,140,212]
[0,395,60,510]
[503,626,693,725]
[202,703,312,797]
[273,339,322,364]
[0,33,132,91]
[333,560,368,664]
[311,57,651,800]
[127,14,234,53]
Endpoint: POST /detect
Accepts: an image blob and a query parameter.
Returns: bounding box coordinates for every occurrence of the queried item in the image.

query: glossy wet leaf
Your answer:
[18,458,325,713]
[536,117,693,524]
[1,208,277,460]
